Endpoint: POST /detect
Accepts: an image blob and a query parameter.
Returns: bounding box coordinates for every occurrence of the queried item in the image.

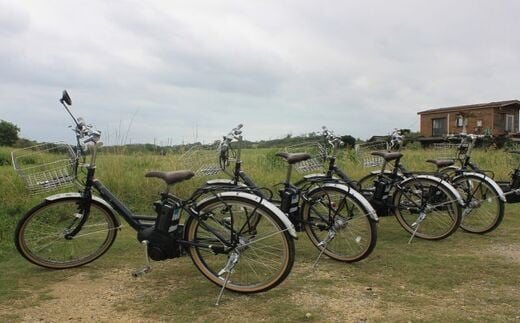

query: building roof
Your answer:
[417,100,520,115]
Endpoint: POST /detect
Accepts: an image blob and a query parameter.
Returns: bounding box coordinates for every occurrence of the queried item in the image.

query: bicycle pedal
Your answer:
[132,265,152,277]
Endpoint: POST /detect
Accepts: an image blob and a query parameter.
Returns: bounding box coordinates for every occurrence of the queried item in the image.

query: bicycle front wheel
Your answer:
[185,195,295,293]
[302,186,377,262]
[452,175,505,234]
[394,177,461,240]
[15,197,119,269]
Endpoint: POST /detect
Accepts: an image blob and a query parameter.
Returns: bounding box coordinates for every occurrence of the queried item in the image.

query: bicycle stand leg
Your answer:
[215,251,239,306]
[313,245,327,269]
[215,271,231,306]
[133,240,152,277]
[408,212,426,244]
[313,229,335,268]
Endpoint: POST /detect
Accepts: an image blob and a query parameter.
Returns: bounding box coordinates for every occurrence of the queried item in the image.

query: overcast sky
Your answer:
[1,0,519,145]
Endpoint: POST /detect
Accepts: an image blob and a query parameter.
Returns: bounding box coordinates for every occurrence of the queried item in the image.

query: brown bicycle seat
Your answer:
[145,170,195,185]
[275,152,311,164]
[371,151,403,161]
[426,159,455,168]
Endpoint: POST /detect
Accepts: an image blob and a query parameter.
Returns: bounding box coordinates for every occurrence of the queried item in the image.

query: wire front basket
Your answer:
[284,142,327,173]
[433,143,460,160]
[179,144,223,177]
[11,143,78,195]
[355,141,388,168]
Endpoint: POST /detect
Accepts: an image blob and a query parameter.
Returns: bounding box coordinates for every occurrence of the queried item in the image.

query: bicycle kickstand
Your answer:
[133,240,152,277]
[313,229,335,268]
[215,251,239,306]
[408,212,426,244]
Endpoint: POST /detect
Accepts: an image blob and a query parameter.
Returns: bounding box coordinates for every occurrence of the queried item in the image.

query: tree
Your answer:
[0,120,20,146]
[340,135,356,149]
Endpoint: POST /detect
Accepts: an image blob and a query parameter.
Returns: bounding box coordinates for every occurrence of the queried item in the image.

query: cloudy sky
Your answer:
[1,0,519,145]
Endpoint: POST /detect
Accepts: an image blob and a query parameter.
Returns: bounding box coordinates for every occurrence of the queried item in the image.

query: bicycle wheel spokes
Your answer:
[16,198,118,269]
[395,178,461,240]
[187,197,294,293]
[452,176,504,234]
[303,187,377,262]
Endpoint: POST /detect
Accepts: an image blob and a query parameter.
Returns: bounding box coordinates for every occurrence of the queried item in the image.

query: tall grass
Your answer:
[1,145,518,250]
[1,145,520,321]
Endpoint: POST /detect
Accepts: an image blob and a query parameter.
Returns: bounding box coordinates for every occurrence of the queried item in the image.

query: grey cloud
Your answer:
[0,0,519,144]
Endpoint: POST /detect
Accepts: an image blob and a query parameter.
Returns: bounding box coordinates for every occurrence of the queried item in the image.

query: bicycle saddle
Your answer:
[371,151,402,161]
[145,170,195,185]
[275,152,311,164]
[426,159,455,168]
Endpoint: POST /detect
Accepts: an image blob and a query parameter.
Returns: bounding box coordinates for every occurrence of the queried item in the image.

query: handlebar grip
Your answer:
[77,117,86,130]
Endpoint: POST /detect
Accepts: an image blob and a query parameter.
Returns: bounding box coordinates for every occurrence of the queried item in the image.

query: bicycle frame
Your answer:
[209,127,378,224]
[59,104,297,254]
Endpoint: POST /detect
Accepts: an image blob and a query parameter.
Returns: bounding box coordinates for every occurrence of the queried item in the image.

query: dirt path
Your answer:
[17,267,146,322]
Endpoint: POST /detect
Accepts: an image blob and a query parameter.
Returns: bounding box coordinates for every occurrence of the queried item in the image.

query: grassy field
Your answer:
[0,146,519,321]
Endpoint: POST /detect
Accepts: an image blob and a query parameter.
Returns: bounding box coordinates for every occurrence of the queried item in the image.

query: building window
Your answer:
[476,120,483,127]
[456,116,464,127]
[432,118,447,137]
[506,114,514,132]
[456,115,468,128]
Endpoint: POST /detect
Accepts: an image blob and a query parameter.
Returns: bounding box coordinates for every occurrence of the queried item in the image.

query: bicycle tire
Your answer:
[302,186,377,262]
[358,171,401,189]
[185,195,295,293]
[358,172,379,190]
[451,174,505,234]
[393,177,461,240]
[15,197,118,269]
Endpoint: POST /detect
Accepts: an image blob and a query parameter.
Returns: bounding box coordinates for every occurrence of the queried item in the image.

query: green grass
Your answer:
[1,146,520,321]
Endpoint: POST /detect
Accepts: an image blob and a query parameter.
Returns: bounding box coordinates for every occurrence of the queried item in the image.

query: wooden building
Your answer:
[417,100,520,140]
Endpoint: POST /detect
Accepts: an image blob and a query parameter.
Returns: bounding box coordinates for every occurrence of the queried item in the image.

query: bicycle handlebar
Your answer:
[59,92,102,145]
[223,124,244,143]
[321,126,344,148]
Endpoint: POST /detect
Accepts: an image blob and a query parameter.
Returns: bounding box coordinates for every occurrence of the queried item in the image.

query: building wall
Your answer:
[419,107,517,137]
[493,107,518,134]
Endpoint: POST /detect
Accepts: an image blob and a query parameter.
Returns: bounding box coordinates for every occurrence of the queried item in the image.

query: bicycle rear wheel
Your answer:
[451,175,505,234]
[185,195,295,293]
[394,177,461,240]
[302,186,377,262]
[15,197,119,269]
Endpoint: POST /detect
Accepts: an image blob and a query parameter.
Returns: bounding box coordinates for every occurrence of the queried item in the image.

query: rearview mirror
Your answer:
[60,90,72,106]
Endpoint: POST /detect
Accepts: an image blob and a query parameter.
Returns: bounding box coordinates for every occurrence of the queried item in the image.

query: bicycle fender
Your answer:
[306,183,379,222]
[453,172,506,202]
[45,192,119,219]
[206,179,247,187]
[303,173,330,179]
[400,175,465,206]
[197,191,298,238]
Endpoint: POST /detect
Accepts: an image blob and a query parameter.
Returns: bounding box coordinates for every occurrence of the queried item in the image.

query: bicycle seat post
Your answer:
[284,164,293,186]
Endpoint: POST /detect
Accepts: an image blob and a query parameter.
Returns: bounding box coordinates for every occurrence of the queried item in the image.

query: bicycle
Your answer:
[310,128,464,243]
[190,124,379,264]
[13,91,297,305]
[430,133,508,234]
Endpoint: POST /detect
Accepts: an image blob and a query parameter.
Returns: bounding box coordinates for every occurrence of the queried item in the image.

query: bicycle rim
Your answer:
[394,178,461,240]
[453,176,504,234]
[303,187,377,262]
[186,197,295,293]
[15,198,118,269]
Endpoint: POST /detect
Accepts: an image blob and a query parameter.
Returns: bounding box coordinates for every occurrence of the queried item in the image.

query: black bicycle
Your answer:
[195,125,379,264]
[431,133,509,234]
[14,91,296,304]
[305,128,464,242]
